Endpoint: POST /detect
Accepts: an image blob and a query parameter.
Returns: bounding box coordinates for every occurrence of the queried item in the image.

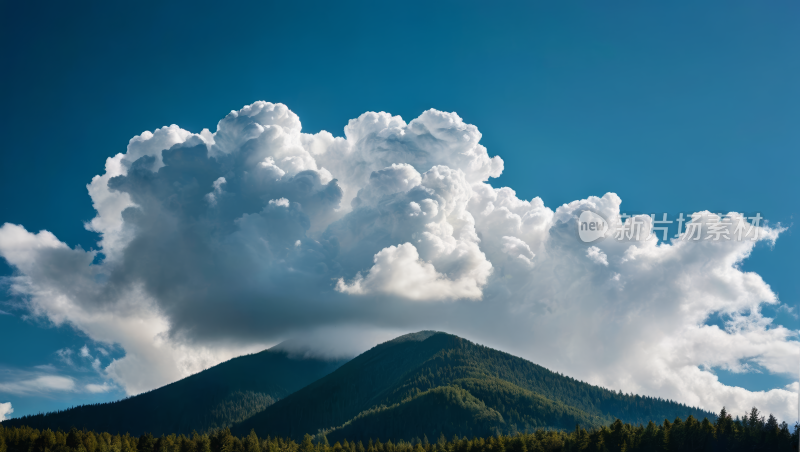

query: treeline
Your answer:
[2,406,795,452]
[7,391,276,438]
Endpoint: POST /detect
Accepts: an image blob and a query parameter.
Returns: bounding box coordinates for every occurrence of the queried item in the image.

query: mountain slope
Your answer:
[2,344,348,436]
[233,332,713,441]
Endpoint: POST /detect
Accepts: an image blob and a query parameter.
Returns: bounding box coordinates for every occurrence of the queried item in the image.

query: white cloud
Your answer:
[0,366,118,397]
[586,246,608,266]
[205,177,227,205]
[334,165,491,301]
[336,242,488,301]
[0,101,796,423]
[0,402,12,421]
[0,375,76,395]
[85,382,114,393]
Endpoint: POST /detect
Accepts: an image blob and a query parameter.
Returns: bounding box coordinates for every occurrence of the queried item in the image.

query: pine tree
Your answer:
[316,434,329,452]
[68,429,84,450]
[194,434,211,452]
[35,428,58,452]
[139,433,156,452]
[85,432,100,452]
[244,431,261,452]
[121,435,138,452]
[299,435,315,452]
[512,434,526,452]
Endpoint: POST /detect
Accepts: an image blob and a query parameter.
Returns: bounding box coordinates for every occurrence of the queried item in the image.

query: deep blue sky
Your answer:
[1,0,798,417]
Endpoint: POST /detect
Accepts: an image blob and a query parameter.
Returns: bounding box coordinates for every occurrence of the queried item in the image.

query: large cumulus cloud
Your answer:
[0,102,796,421]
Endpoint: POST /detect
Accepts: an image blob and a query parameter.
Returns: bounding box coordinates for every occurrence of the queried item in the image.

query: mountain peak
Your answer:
[385,330,442,344]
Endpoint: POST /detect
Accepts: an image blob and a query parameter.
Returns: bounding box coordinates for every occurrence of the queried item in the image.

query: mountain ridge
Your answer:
[1,342,348,436]
[232,332,713,441]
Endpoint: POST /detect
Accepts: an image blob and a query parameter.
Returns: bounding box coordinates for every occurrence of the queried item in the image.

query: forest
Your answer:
[0,406,794,452]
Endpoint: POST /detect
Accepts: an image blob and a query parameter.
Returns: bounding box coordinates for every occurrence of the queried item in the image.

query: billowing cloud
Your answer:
[0,402,12,421]
[0,102,796,421]
[586,246,608,266]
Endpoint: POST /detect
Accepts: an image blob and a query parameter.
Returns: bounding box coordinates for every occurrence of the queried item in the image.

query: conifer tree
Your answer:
[139,433,155,452]
[316,434,329,452]
[36,429,58,452]
[194,434,211,452]
[120,435,137,452]
[67,429,83,451]
[299,435,314,452]
[244,431,260,452]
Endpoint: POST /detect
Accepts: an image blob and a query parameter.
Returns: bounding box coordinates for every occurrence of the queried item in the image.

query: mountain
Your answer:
[233,331,713,441]
[1,343,348,436]
[3,331,714,441]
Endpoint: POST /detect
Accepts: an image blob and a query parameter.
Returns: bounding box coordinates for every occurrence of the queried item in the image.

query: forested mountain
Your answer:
[2,331,714,441]
[233,332,713,441]
[1,344,347,436]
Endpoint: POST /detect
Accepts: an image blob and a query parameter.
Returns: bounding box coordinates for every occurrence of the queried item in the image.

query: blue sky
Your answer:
[1,0,798,420]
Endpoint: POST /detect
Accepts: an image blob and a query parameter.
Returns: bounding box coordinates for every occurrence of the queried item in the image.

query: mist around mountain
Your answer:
[1,344,347,436]
[233,332,713,441]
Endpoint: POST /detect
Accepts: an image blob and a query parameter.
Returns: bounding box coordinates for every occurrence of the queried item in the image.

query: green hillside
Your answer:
[1,345,347,436]
[233,332,713,441]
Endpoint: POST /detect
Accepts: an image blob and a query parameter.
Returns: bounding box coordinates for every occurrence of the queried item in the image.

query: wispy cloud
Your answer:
[0,366,115,397]
[55,348,74,367]
[0,375,76,395]
[85,382,114,394]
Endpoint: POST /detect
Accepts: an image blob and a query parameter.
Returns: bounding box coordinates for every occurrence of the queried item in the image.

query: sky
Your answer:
[0,0,798,423]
